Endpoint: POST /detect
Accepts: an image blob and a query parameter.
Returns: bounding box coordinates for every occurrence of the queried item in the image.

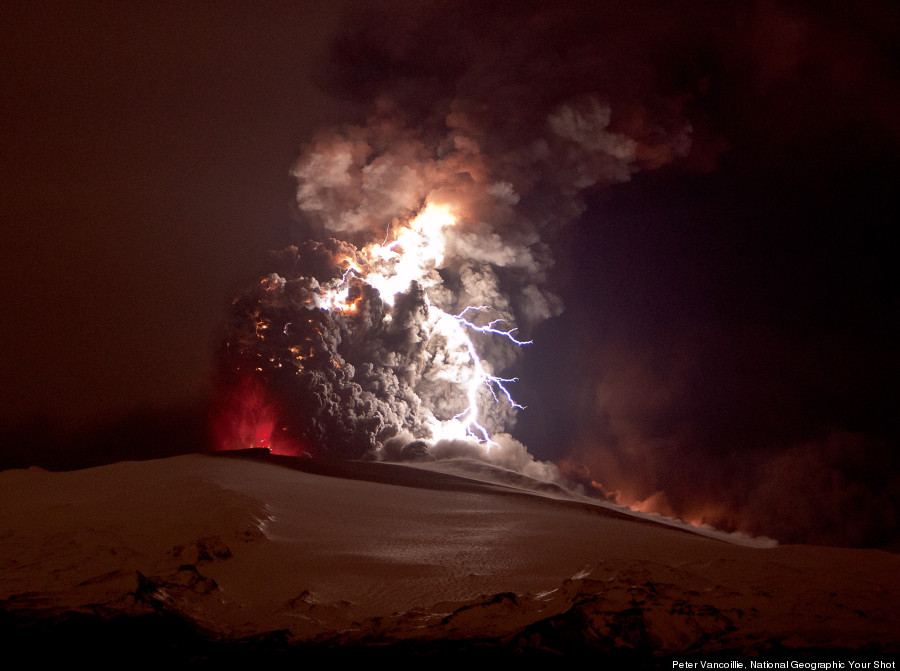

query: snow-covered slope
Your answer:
[1,453,897,659]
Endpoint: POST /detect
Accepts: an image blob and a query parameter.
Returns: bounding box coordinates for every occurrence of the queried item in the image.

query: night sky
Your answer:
[2,1,898,547]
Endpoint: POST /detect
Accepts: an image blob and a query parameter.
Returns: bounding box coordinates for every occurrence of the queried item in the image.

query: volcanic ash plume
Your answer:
[213,16,695,472]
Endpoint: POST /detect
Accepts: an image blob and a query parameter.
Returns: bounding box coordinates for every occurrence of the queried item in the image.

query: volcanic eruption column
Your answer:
[215,97,691,476]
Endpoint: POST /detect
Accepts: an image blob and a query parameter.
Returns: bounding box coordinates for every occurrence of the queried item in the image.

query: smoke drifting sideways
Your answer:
[557,333,900,548]
[211,3,702,476]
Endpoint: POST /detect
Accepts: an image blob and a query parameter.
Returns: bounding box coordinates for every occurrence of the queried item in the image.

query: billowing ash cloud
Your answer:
[212,2,702,467]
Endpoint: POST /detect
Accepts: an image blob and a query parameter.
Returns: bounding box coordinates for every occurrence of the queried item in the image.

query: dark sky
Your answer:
[2,1,898,546]
[1,2,358,423]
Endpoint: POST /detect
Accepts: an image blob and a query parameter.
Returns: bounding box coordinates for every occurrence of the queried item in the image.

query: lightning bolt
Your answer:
[445,306,530,447]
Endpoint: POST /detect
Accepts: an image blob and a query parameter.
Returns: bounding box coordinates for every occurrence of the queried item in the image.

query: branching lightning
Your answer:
[453,306,532,346]
[449,305,530,445]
